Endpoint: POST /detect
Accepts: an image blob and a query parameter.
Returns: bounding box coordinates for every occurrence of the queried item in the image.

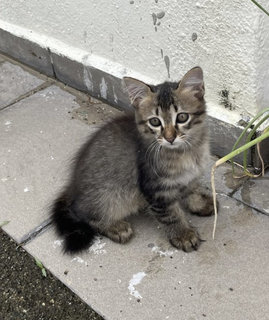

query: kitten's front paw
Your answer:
[104,220,133,244]
[169,228,201,252]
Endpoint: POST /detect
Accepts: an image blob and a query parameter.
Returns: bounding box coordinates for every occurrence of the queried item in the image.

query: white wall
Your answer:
[1,0,269,123]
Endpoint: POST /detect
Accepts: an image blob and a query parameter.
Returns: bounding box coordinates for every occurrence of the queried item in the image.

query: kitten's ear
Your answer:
[123,77,152,107]
[178,67,205,100]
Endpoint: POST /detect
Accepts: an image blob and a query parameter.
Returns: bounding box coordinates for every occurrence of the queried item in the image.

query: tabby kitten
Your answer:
[51,66,213,253]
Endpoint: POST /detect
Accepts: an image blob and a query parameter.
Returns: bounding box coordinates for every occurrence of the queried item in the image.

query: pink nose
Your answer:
[166,136,175,144]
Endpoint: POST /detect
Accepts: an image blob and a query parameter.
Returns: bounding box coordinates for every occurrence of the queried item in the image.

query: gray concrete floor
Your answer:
[1,53,269,320]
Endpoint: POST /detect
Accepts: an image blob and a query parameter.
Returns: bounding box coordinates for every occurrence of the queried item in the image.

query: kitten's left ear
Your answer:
[178,67,205,100]
[123,77,152,107]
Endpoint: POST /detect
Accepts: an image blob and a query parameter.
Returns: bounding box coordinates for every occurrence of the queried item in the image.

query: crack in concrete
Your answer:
[228,180,248,197]
[47,47,57,79]
[19,187,268,247]
[19,218,52,247]
[0,81,53,112]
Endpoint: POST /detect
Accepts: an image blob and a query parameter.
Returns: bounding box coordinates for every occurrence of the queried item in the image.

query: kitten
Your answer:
[51,66,213,253]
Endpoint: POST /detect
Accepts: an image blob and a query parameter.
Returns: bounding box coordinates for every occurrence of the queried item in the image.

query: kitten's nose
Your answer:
[166,136,175,144]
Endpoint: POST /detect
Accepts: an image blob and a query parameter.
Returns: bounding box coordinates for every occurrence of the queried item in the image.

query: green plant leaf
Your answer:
[35,257,47,277]
[42,268,47,277]
[212,128,269,239]
[0,221,10,227]
[250,0,269,17]
[242,113,269,175]
[231,108,269,175]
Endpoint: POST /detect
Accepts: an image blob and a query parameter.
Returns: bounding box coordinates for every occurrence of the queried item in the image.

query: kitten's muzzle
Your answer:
[163,127,177,144]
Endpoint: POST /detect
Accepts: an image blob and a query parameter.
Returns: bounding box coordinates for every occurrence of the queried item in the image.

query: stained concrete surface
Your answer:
[233,173,269,216]
[25,195,269,320]
[0,85,93,242]
[1,53,269,320]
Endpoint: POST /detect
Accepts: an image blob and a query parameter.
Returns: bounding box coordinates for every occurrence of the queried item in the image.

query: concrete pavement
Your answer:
[1,53,269,320]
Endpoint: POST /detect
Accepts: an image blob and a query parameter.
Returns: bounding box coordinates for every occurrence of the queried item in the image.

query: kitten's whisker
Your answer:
[145,140,158,161]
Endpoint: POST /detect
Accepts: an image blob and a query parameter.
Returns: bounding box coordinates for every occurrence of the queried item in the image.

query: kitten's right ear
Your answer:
[178,67,205,100]
[123,77,152,107]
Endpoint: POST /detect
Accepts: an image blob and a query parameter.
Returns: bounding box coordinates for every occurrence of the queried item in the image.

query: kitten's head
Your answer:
[123,67,206,150]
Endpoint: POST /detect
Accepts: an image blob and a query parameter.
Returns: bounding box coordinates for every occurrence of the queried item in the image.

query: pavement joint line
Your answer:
[217,191,268,216]
[18,188,267,248]
[0,52,53,82]
[18,218,53,247]
[0,81,54,112]
[229,196,269,216]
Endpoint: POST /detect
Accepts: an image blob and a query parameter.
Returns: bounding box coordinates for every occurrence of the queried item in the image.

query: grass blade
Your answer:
[250,0,269,17]
[0,221,10,227]
[231,108,269,175]
[243,113,269,176]
[35,257,47,277]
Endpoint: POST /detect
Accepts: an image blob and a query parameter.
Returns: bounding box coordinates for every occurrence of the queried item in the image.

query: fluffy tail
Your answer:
[51,194,96,253]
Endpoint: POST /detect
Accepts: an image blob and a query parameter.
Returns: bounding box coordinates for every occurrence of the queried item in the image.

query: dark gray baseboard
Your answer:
[1,27,268,167]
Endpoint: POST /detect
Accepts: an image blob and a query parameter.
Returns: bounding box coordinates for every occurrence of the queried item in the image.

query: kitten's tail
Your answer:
[51,193,96,253]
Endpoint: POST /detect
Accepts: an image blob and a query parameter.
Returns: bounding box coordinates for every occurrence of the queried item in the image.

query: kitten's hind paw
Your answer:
[169,228,201,252]
[187,193,216,217]
[103,220,133,244]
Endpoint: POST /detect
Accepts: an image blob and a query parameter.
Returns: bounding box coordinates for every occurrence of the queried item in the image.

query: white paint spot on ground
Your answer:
[100,78,108,99]
[151,246,175,257]
[71,256,88,266]
[50,156,55,160]
[223,206,230,209]
[89,237,107,255]
[1,177,8,182]
[24,187,29,192]
[5,120,12,126]
[7,149,11,153]
[128,272,146,299]
[53,240,64,248]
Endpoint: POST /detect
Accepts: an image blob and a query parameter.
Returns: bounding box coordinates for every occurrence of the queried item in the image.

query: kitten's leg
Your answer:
[182,185,214,217]
[185,193,214,216]
[151,200,201,252]
[99,220,133,244]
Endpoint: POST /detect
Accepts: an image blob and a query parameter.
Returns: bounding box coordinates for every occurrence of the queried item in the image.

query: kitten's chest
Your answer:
[160,152,207,187]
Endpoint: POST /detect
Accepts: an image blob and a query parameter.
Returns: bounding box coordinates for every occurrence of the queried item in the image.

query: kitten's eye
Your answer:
[176,113,189,123]
[149,117,161,127]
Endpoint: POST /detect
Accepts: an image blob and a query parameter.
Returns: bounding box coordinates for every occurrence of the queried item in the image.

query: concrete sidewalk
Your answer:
[1,53,269,320]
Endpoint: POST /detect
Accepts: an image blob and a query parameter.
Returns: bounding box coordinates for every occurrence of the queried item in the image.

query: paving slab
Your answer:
[0,61,268,320]
[0,62,44,109]
[233,172,269,215]
[24,195,269,320]
[0,85,94,242]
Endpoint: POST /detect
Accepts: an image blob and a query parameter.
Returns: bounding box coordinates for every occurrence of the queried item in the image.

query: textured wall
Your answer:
[0,0,268,121]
